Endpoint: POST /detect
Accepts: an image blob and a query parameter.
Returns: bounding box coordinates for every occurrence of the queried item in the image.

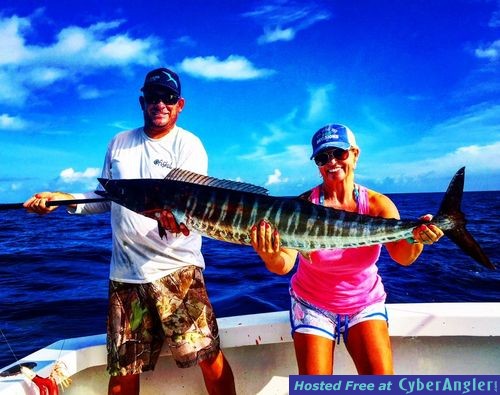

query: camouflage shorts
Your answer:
[107,266,220,375]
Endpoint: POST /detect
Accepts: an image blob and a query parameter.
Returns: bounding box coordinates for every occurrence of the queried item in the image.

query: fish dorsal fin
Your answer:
[165,168,269,195]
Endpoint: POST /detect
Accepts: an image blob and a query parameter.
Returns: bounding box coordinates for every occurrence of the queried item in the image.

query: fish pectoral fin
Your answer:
[158,222,167,240]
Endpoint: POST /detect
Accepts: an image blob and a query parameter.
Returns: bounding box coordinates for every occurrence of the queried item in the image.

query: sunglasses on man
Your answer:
[143,92,179,105]
[314,148,351,167]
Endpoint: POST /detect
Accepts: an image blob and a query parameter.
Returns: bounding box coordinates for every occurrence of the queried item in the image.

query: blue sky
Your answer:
[0,0,499,203]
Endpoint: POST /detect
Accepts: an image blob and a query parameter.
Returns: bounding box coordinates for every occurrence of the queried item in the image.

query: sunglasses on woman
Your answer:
[314,148,350,167]
[143,92,179,105]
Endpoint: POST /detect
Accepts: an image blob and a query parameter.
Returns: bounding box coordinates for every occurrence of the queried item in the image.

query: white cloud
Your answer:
[174,35,196,47]
[243,84,335,159]
[475,40,500,61]
[360,142,500,191]
[260,124,288,146]
[0,12,162,105]
[59,167,101,183]
[29,20,160,67]
[244,1,331,44]
[431,143,500,172]
[29,67,70,88]
[489,10,500,28]
[265,169,288,186]
[238,146,267,161]
[0,15,160,68]
[10,182,22,191]
[353,100,500,191]
[95,35,158,65]
[233,85,335,193]
[0,113,28,130]
[258,27,295,44]
[236,85,500,194]
[426,103,500,148]
[178,55,274,80]
[307,84,334,122]
[77,84,105,100]
[0,14,31,65]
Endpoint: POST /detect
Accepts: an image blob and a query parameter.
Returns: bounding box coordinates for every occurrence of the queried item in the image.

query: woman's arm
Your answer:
[369,192,443,266]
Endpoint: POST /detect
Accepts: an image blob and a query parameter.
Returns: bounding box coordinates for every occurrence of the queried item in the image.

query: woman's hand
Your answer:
[250,219,297,274]
[411,214,444,245]
[250,219,281,258]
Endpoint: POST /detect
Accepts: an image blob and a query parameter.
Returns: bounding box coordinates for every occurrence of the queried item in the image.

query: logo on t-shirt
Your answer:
[153,159,172,168]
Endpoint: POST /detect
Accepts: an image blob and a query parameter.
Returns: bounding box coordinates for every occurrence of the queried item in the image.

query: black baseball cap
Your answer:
[141,68,181,96]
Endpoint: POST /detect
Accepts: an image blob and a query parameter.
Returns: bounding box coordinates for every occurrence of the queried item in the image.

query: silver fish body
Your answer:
[97,167,494,269]
[180,189,420,250]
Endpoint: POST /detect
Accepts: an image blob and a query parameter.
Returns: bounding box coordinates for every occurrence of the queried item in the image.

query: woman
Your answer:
[250,124,443,375]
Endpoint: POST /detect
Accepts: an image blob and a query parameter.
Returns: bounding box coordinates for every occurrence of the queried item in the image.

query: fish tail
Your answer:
[435,167,495,270]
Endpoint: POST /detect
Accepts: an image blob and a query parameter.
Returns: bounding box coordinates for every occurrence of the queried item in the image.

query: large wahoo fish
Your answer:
[97,167,495,270]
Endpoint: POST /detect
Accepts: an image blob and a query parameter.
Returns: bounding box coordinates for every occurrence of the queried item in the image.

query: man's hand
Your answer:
[142,209,190,238]
[23,192,75,215]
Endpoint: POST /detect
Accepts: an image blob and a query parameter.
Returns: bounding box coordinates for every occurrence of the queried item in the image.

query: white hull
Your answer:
[1,303,499,394]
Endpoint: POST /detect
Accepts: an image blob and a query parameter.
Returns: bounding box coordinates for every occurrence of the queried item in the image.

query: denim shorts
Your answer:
[290,289,388,344]
[107,266,220,375]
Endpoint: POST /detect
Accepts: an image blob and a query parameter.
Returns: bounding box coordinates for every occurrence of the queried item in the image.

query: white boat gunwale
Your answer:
[1,302,499,394]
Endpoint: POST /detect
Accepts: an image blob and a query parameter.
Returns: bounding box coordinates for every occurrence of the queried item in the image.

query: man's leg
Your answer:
[108,374,140,395]
[107,281,161,395]
[199,350,236,395]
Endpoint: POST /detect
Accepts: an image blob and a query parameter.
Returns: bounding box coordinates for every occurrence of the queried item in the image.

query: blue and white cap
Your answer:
[141,68,181,96]
[310,124,358,159]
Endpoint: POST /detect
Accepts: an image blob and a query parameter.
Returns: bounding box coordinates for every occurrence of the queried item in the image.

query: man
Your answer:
[24,68,236,395]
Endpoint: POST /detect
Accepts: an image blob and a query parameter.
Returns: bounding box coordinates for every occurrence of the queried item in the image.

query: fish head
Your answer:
[97,178,177,214]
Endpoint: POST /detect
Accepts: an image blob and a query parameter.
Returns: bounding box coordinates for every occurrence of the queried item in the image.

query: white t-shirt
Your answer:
[73,126,208,283]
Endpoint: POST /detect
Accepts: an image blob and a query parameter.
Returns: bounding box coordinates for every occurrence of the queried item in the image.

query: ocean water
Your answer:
[0,191,499,368]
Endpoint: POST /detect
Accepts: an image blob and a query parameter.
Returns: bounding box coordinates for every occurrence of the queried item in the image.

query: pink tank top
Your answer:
[290,184,386,314]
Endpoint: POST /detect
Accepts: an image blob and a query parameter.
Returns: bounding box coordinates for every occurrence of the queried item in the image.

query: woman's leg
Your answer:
[345,320,394,374]
[293,332,335,375]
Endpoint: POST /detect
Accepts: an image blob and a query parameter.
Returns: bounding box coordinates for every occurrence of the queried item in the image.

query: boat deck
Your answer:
[1,303,499,394]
